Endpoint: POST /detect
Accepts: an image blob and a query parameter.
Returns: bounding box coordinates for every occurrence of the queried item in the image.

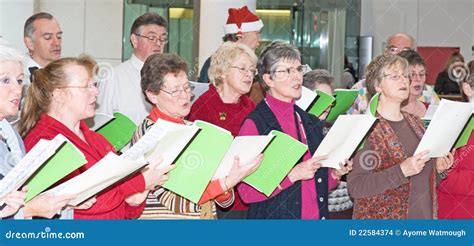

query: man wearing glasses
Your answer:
[97,12,168,125]
[384,33,415,55]
[348,32,416,114]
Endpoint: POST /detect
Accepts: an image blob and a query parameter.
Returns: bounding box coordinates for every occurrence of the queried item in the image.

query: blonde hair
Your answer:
[208,41,257,87]
[444,51,464,71]
[19,55,96,137]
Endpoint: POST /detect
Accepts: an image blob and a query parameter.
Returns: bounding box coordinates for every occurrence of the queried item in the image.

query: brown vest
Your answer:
[353,112,437,219]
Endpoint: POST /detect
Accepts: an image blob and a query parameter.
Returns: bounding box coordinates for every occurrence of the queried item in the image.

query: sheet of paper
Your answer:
[0,135,74,205]
[296,86,318,111]
[144,123,201,168]
[24,135,87,202]
[415,99,473,157]
[212,134,275,180]
[122,119,198,165]
[48,152,148,206]
[313,115,377,169]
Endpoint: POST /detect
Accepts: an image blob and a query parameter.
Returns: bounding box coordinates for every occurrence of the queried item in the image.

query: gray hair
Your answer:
[257,41,300,90]
[140,53,188,103]
[385,32,416,50]
[131,12,168,35]
[0,44,25,66]
[24,12,54,39]
[303,69,334,91]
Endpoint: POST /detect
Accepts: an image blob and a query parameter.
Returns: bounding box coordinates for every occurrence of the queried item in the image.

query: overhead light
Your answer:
[169,8,193,18]
[256,9,291,16]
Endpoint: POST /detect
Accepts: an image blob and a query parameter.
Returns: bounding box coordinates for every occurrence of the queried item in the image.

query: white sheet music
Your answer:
[296,86,317,111]
[47,152,148,206]
[212,134,275,180]
[313,114,377,169]
[415,99,473,157]
[122,119,199,168]
[0,134,76,206]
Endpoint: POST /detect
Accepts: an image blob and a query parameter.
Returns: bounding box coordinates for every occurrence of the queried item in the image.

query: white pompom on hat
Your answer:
[223,6,264,37]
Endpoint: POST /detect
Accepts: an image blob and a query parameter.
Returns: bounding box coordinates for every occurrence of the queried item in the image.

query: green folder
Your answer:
[368,93,380,116]
[162,121,234,203]
[96,112,137,151]
[454,115,474,148]
[24,142,87,202]
[243,130,308,197]
[307,90,336,117]
[325,89,359,123]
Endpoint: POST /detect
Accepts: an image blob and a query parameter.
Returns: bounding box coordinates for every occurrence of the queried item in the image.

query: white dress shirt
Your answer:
[96,54,152,125]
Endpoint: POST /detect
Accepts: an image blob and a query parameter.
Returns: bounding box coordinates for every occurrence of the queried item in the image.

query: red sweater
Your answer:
[437,131,474,219]
[188,85,255,210]
[24,113,146,219]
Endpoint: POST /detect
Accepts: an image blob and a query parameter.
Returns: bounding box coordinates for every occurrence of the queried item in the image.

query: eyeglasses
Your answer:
[58,81,100,90]
[134,33,168,44]
[160,84,194,97]
[383,73,409,81]
[386,46,412,55]
[409,72,427,79]
[230,66,257,75]
[271,65,305,79]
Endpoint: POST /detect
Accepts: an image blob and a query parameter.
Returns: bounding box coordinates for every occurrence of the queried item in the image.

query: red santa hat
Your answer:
[224,6,264,37]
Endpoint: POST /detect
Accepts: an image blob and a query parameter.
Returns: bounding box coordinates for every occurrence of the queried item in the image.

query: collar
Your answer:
[35,113,112,160]
[265,93,295,110]
[130,53,144,71]
[26,56,42,70]
[148,106,185,124]
[39,113,91,136]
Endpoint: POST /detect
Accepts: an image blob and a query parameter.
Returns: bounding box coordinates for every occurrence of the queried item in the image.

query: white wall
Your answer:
[417,0,473,62]
[0,0,123,65]
[361,0,474,62]
[0,0,35,51]
[38,0,123,65]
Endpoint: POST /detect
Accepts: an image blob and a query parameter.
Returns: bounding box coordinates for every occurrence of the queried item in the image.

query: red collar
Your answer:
[148,106,185,124]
